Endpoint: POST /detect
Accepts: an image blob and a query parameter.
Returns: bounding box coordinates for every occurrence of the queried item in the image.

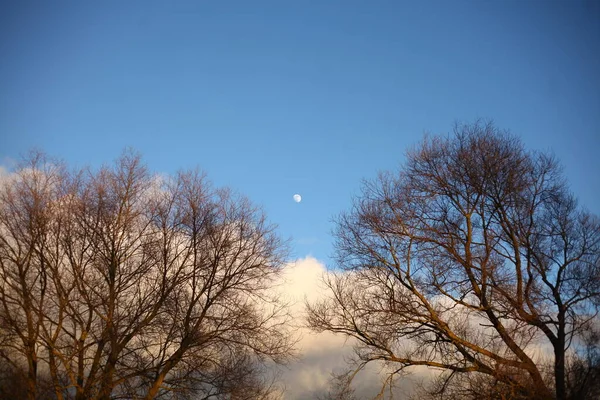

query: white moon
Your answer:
[293,194,302,203]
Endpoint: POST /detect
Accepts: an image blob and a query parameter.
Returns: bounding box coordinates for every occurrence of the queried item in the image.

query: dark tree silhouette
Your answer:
[307,122,600,399]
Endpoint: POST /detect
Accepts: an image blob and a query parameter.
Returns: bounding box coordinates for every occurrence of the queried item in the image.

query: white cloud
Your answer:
[275,257,422,400]
[275,257,352,398]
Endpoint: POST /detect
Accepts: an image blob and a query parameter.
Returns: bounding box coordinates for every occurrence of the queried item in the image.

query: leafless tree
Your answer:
[307,122,600,400]
[0,151,293,399]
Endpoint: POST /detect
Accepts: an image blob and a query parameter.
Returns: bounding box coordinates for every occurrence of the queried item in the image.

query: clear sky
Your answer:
[1,0,599,265]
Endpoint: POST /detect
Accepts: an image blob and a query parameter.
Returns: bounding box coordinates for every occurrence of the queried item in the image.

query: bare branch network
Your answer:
[307,122,600,400]
[0,151,294,400]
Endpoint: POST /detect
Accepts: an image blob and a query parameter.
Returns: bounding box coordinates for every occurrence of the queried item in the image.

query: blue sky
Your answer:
[1,0,599,265]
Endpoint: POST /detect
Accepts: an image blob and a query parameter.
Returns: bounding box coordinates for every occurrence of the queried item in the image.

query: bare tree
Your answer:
[307,122,600,400]
[0,151,293,399]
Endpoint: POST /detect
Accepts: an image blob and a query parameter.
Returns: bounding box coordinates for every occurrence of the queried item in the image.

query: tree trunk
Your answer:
[143,345,187,400]
[48,351,65,400]
[97,357,117,400]
[26,353,37,400]
[555,312,566,400]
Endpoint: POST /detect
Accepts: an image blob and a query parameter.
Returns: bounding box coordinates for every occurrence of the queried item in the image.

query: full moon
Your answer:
[293,194,302,203]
